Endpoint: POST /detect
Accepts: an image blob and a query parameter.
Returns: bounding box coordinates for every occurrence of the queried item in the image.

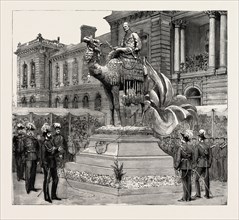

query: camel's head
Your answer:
[83,36,102,63]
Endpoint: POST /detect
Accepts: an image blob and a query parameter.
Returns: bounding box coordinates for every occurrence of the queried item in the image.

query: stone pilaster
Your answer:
[219,11,227,72]
[173,20,181,77]
[180,21,187,65]
[205,11,217,73]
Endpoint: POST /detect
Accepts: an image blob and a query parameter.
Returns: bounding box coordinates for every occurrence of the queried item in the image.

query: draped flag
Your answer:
[143,59,198,136]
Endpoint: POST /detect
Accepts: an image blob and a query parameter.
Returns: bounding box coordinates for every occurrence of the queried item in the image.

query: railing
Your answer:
[181,52,209,73]
[19,38,65,48]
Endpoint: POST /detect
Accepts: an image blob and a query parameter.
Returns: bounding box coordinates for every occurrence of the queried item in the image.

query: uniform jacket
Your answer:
[174,142,193,170]
[120,30,142,53]
[24,135,39,161]
[13,134,25,156]
[41,139,59,168]
[195,140,212,168]
[219,143,227,158]
[53,134,67,157]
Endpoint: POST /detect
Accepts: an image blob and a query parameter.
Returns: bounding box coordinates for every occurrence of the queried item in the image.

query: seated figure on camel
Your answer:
[108,22,142,60]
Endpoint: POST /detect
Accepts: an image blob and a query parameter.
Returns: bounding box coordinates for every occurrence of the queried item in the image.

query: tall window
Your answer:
[63,96,69,108]
[55,63,60,87]
[138,30,149,60]
[55,96,60,108]
[22,62,28,88]
[82,59,89,83]
[63,61,69,86]
[72,95,78,108]
[94,93,101,111]
[21,96,27,107]
[29,96,36,107]
[30,60,36,87]
[72,58,79,85]
[82,94,89,108]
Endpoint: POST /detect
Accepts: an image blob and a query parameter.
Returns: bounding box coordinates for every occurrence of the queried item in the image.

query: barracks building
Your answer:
[15,11,227,112]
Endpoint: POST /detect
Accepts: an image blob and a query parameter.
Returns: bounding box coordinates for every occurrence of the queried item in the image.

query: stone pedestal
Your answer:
[65,127,174,177]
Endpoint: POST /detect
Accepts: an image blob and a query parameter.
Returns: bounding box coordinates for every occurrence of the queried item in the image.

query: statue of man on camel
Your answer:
[108,22,142,60]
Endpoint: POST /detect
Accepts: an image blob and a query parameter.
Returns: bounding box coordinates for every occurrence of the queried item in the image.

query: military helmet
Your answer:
[180,129,194,142]
[41,123,51,134]
[53,122,61,129]
[16,123,25,130]
[198,129,206,139]
[25,122,36,131]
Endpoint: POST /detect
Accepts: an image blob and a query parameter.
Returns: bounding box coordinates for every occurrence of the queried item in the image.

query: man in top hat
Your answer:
[13,123,26,181]
[24,122,40,194]
[192,129,212,199]
[109,22,142,60]
[52,123,67,168]
[174,129,194,202]
[41,123,61,203]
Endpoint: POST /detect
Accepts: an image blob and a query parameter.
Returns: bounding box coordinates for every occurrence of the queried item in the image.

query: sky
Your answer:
[12,10,112,102]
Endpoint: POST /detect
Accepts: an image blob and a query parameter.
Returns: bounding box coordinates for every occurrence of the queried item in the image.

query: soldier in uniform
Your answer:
[13,123,26,181]
[41,123,61,203]
[109,22,142,59]
[174,130,194,202]
[24,122,40,194]
[192,129,212,199]
[52,123,67,168]
[219,137,227,182]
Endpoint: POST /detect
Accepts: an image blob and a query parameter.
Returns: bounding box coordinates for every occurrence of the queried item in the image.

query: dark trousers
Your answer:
[195,167,210,197]
[220,157,227,182]
[15,155,24,180]
[43,166,59,200]
[25,160,37,193]
[181,170,192,201]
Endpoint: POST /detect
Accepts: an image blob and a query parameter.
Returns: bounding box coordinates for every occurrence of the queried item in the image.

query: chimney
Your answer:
[57,37,60,43]
[80,25,97,42]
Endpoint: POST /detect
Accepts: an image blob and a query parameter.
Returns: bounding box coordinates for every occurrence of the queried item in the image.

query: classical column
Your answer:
[205,11,217,72]
[180,21,187,65]
[174,20,181,73]
[219,11,227,69]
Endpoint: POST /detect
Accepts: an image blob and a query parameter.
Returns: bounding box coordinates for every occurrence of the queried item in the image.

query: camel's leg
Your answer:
[103,87,115,125]
[112,86,121,126]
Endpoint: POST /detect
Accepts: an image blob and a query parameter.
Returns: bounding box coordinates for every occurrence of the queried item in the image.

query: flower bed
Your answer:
[58,169,181,189]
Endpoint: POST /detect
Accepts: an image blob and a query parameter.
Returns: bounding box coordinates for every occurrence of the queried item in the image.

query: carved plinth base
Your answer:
[65,126,174,177]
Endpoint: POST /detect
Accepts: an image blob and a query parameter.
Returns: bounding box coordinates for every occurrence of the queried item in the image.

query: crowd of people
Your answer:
[13,122,67,203]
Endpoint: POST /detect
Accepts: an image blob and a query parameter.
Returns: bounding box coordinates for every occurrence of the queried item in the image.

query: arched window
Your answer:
[82,59,89,83]
[29,96,36,107]
[22,62,28,88]
[63,61,69,86]
[55,63,60,87]
[138,30,149,60]
[82,94,89,108]
[72,58,79,85]
[63,95,69,108]
[185,87,202,106]
[94,93,101,111]
[55,96,60,108]
[30,60,36,87]
[72,95,78,108]
[21,96,27,107]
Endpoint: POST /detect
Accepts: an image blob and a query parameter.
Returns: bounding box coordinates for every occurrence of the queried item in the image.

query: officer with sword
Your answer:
[174,129,195,202]
[41,123,61,203]
[192,129,213,199]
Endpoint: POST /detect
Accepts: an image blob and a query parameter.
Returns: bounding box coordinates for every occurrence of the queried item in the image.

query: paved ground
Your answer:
[12,173,227,205]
